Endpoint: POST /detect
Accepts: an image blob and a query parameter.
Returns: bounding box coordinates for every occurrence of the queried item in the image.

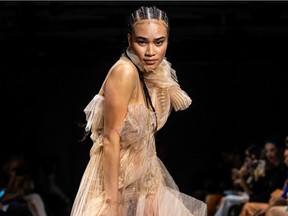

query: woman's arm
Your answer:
[102,63,135,208]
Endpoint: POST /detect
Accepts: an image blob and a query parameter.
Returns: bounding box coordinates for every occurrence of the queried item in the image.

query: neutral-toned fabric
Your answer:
[239,202,268,216]
[214,193,249,216]
[24,193,48,216]
[70,51,207,216]
[267,206,288,216]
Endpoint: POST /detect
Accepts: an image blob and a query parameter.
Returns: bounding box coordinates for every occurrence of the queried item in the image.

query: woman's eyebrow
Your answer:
[135,36,166,40]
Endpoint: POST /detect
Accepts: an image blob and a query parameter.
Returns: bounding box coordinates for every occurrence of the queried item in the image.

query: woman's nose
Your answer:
[145,44,155,56]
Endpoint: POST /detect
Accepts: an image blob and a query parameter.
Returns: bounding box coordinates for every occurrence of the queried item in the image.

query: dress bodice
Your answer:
[85,94,155,147]
[84,53,192,141]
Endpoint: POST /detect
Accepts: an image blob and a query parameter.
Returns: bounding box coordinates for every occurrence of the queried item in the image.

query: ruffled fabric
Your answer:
[84,94,104,132]
[70,51,207,216]
[125,48,192,129]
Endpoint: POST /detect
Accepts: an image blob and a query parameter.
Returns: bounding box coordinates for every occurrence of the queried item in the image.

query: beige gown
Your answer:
[70,50,207,216]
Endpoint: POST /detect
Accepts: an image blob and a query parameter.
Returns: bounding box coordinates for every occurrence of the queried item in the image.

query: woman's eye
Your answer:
[155,41,163,46]
[137,41,146,45]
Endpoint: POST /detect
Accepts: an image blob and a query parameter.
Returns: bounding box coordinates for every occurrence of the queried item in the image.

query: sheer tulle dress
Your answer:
[70,49,207,216]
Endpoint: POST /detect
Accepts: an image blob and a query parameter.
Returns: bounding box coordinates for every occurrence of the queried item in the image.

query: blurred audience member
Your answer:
[239,137,288,216]
[228,135,287,216]
[213,144,263,216]
[0,154,47,216]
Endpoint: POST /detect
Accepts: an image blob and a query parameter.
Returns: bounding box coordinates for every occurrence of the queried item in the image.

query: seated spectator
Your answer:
[239,143,288,216]
[0,154,47,216]
[213,143,263,216]
[228,135,287,216]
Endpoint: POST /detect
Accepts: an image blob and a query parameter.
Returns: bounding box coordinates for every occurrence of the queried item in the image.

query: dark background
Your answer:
[1,0,288,205]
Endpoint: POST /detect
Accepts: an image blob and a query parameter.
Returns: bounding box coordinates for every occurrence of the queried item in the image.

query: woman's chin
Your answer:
[144,64,159,71]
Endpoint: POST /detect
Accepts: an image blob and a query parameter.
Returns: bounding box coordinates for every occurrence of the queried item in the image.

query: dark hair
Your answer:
[124,50,158,132]
[80,6,167,141]
[127,6,169,35]
[124,5,168,133]
[264,134,283,149]
[246,144,263,160]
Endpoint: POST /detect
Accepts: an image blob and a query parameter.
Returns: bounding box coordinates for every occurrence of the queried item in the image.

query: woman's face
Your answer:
[128,20,168,71]
[264,142,279,163]
[284,149,288,167]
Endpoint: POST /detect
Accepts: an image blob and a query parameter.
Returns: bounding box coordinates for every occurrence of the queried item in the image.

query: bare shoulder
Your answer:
[104,61,136,95]
[109,62,136,82]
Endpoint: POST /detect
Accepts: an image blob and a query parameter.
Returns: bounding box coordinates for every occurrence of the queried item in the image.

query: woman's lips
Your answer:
[144,59,157,65]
